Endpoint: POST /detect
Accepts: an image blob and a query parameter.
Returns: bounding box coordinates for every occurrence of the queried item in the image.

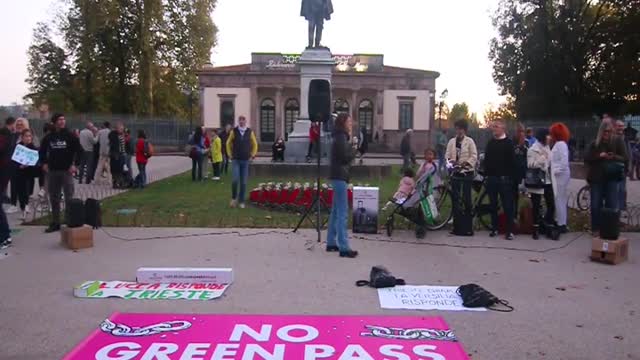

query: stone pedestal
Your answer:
[286,48,334,164]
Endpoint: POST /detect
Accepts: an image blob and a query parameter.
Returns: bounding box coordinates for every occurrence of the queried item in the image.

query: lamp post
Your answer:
[438,89,448,129]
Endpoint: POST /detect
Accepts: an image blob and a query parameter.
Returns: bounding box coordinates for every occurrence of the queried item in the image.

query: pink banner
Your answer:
[64,313,468,359]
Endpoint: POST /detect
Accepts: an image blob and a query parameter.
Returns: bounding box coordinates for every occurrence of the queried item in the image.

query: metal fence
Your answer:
[26,114,195,148]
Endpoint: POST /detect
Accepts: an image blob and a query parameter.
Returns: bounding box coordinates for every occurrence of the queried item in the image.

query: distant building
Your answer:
[197,53,440,151]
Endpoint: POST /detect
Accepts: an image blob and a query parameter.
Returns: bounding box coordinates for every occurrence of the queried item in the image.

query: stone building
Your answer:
[197,53,439,151]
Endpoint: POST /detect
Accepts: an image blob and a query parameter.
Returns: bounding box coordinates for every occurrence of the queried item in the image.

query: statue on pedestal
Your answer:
[300,0,334,48]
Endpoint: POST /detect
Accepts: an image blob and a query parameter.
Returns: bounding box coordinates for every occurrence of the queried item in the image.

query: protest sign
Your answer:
[74,281,230,301]
[64,313,469,359]
[378,285,487,312]
[11,144,39,166]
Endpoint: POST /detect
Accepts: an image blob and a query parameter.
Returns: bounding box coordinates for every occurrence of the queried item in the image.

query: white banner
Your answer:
[378,285,486,312]
[11,144,39,166]
[74,281,230,301]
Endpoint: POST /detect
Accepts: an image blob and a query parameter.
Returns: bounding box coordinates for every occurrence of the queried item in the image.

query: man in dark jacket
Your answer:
[39,113,82,233]
[0,123,13,247]
[226,116,258,208]
[109,122,127,188]
[400,129,413,171]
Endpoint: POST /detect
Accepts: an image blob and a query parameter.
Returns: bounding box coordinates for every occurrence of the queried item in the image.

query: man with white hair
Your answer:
[79,121,97,184]
[400,129,414,171]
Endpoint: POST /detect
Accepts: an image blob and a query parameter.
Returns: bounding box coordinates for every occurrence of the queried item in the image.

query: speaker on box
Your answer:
[308,79,331,123]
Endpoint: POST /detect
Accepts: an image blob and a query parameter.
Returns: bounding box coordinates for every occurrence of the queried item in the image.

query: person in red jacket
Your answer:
[306,120,321,162]
[135,130,150,188]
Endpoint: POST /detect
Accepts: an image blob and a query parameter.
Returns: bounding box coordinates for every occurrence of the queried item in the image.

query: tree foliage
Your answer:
[484,98,517,124]
[25,0,218,117]
[489,0,640,119]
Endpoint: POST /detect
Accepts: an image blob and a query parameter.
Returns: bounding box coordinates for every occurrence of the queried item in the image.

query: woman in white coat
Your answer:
[526,129,555,239]
[550,123,571,233]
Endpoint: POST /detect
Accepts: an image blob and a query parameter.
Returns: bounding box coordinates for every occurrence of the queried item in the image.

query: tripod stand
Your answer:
[293,134,329,243]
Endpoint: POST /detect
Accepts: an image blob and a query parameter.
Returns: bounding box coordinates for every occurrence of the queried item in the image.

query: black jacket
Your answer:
[108,130,125,158]
[330,130,355,182]
[39,128,82,171]
[400,134,411,156]
[585,137,628,184]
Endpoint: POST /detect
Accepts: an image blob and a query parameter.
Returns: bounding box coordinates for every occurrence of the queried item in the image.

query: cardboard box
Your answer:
[352,186,379,234]
[590,238,629,265]
[136,267,233,284]
[61,225,94,250]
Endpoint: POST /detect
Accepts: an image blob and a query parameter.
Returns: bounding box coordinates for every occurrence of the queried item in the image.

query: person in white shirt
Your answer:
[78,122,98,184]
[94,122,112,184]
[549,123,571,233]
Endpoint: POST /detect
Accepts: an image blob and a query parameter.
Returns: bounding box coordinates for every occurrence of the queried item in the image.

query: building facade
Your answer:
[197,53,440,151]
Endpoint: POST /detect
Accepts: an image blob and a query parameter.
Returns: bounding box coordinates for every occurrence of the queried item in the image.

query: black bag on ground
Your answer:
[66,199,85,228]
[356,266,406,288]
[599,208,620,240]
[84,198,102,229]
[453,210,474,236]
[457,283,513,312]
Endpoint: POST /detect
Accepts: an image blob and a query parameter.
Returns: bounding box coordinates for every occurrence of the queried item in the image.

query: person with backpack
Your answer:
[39,113,83,233]
[135,130,153,188]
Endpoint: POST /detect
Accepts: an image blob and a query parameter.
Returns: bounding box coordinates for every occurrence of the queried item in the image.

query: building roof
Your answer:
[199,64,439,78]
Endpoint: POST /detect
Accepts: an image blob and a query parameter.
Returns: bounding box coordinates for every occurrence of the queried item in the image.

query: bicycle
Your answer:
[425,167,498,231]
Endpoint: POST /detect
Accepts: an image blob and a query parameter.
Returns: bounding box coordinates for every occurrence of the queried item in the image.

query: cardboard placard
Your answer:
[64,313,469,359]
[74,281,230,301]
[11,144,39,166]
[378,285,487,312]
[352,186,379,234]
[136,267,233,284]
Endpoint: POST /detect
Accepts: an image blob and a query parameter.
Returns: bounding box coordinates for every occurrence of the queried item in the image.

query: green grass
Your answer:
[28,165,590,231]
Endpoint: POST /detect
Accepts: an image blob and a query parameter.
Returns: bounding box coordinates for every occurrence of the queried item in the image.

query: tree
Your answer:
[484,98,517,124]
[489,0,640,119]
[448,103,471,123]
[25,22,73,112]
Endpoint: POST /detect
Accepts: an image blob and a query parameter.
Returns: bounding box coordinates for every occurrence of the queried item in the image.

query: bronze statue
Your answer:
[300,0,334,48]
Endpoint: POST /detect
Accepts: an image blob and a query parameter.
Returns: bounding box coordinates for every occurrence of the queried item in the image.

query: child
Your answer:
[272,137,286,162]
[383,168,416,210]
[13,129,39,220]
[416,148,440,186]
[210,129,223,180]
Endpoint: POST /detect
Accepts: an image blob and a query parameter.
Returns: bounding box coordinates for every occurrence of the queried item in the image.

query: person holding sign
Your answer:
[12,129,39,220]
[39,113,83,233]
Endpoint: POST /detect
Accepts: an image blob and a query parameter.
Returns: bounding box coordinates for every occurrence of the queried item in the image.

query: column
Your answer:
[250,86,259,138]
[275,87,283,139]
[351,89,359,125]
[376,89,384,135]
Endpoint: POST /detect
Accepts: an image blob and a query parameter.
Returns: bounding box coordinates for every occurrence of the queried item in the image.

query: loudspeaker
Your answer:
[599,208,620,240]
[308,79,331,123]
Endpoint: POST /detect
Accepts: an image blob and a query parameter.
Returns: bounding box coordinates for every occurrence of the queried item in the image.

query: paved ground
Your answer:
[0,226,638,360]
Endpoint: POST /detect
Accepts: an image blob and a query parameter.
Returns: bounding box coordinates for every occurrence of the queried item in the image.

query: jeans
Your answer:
[222,155,229,175]
[327,179,351,252]
[531,185,555,226]
[79,150,95,184]
[48,170,75,225]
[437,149,446,171]
[137,163,147,186]
[231,160,249,203]
[590,181,620,232]
[619,180,627,210]
[451,173,473,216]
[486,176,515,234]
[192,154,204,181]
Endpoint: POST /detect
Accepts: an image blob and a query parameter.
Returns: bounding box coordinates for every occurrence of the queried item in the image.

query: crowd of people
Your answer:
[0,114,155,248]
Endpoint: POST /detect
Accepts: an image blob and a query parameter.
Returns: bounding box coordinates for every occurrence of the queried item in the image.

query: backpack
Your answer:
[144,141,154,158]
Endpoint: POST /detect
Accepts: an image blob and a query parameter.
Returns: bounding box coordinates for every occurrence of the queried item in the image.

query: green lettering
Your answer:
[169,291,184,300]
[137,290,155,299]
[187,291,199,299]
[157,290,170,300]
[124,290,143,299]
[199,291,214,300]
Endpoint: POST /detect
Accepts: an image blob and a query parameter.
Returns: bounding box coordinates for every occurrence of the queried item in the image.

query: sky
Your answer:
[0,0,504,116]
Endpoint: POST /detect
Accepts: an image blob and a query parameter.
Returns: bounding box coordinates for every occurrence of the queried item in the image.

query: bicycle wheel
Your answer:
[475,191,495,231]
[576,185,590,211]
[425,185,454,230]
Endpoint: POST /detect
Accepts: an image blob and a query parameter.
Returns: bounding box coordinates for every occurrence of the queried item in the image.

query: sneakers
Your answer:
[326,245,339,252]
[505,233,515,241]
[5,205,19,214]
[229,200,238,208]
[213,177,221,181]
[339,250,359,258]
[239,203,246,209]
[1,238,12,249]
[489,230,498,237]
[20,211,27,221]
[45,224,61,233]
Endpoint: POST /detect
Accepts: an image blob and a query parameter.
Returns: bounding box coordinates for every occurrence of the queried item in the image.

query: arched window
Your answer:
[358,99,374,141]
[260,98,276,142]
[284,98,300,135]
[333,98,350,114]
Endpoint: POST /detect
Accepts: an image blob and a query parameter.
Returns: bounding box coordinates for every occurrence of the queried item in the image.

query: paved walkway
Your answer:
[0,227,637,359]
[4,156,191,228]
